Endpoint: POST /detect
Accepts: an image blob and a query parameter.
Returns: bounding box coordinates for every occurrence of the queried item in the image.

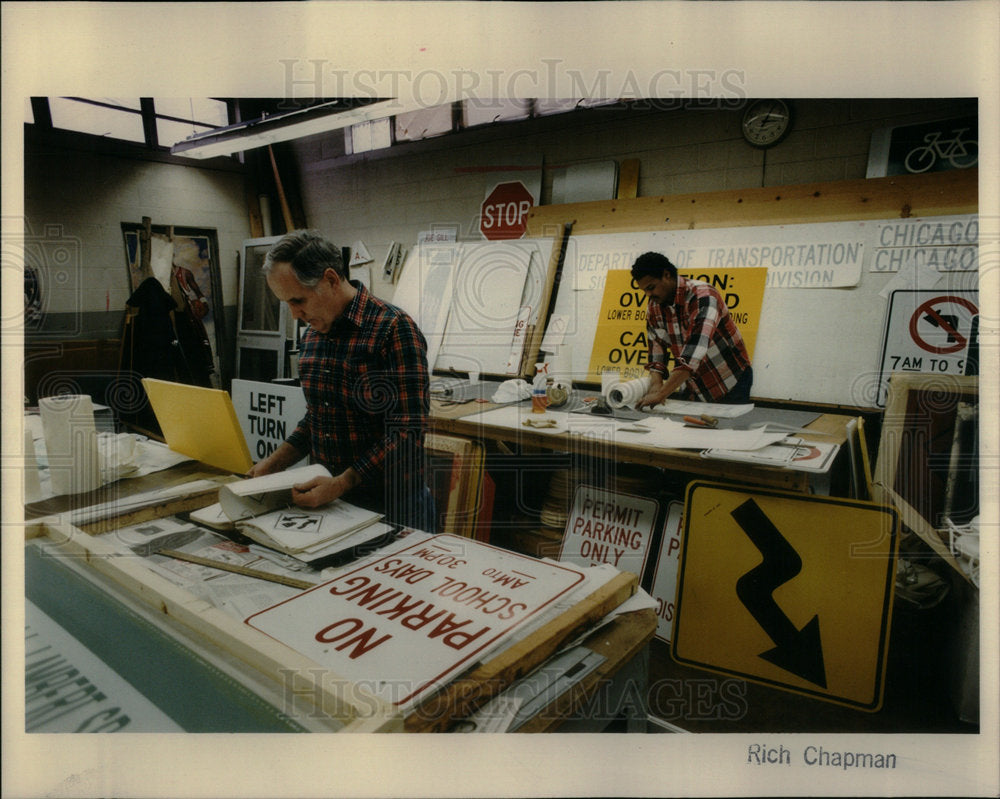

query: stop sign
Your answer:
[480,181,534,240]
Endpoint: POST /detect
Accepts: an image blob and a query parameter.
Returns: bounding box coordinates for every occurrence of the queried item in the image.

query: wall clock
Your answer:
[741,100,793,148]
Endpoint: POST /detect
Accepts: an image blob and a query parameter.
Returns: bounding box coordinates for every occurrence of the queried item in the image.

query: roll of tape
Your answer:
[546,383,570,408]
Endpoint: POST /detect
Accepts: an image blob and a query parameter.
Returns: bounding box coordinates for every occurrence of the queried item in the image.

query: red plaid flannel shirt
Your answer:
[287,282,429,494]
[645,275,751,401]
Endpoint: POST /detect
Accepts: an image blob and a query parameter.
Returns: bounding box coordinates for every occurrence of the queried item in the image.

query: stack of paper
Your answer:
[217,465,390,562]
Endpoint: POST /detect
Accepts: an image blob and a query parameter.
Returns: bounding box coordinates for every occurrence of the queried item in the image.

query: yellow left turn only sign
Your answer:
[672,482,899,711]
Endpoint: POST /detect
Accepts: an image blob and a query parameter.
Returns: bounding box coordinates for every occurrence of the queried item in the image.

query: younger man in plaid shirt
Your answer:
[630,251,753,408]
[249,230,434,530]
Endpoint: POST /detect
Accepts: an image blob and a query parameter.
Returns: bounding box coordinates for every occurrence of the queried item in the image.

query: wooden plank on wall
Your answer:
[616,158,640,200]
[526,168,978,236]
[520,222,571,373]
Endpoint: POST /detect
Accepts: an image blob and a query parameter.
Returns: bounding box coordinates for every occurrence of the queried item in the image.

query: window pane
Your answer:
[395,105,453,142]
[462,99,532,127]
[155,98,229,126]
[49,97,145,142]
[534,99,583,116]
[348,118,391,154]
[241,243,282,333]
[158,118,216,149]
[534,98,618,115]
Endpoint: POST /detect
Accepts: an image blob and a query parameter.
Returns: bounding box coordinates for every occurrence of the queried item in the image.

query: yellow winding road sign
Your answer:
[672,482,899,711]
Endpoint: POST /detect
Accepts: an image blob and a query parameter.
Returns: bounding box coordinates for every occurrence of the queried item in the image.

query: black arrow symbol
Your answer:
[731,499,827,688]
[924,309,962,344]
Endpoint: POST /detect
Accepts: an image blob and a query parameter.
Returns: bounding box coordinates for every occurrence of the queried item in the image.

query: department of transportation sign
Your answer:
[245,535,586,709]
[672,483,899,711]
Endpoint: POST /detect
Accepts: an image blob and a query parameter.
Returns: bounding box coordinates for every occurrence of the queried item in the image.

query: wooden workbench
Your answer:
[431,398,853,493]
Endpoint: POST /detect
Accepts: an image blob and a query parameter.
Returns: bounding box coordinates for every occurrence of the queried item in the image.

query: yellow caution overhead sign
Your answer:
[672,482,899,711]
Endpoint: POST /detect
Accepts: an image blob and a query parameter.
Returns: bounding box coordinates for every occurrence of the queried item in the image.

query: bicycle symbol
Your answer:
[904,127,979,173]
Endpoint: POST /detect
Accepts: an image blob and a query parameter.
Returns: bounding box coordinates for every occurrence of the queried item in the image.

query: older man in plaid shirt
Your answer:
[630,251,753,409]
[248,230,434,530]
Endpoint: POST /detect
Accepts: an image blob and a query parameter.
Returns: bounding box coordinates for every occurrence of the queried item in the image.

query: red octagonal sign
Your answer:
[480,181,534,240]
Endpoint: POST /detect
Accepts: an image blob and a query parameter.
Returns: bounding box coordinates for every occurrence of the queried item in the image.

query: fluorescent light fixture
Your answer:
[170,98,426,159]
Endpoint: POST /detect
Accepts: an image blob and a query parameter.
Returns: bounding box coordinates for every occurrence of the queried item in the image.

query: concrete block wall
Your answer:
[21,136,251,405]
[20,97,977,335]
[290,98,977,304]
[23,140,250,340]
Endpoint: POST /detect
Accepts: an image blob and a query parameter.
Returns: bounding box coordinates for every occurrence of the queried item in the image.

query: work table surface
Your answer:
[430,396,852,492]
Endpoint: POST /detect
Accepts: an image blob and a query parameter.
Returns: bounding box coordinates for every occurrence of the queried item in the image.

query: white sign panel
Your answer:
[245,535,586,708]
[870,215,979,273]
[231,379,308,462]
[876,290,978,406]
[559,485,658,577]
[565,220,867,294]
[650,502,684,644]
[26,601,184,732]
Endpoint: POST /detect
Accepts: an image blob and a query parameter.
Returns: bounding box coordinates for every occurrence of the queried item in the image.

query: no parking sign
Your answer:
[876,290,978,406]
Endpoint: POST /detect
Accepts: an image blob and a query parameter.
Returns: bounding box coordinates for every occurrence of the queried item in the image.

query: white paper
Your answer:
[189,502,235,530]
[702,439,841,471]
[68,479,221,527]
[645,399,755,418]
[23,427,42,503]
[436,242,533,374]
[622,416,787,451]
[39,394,102,495]
[461,405,787,451]
[464,405,570,435]
[392,242,460,371]
[539,313,570,352]
[236,504,384,554]
[102,516,204,556]
[218,464,331,521]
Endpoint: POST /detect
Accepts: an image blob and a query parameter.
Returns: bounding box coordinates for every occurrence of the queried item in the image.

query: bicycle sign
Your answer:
[904,127,978,173]
[877,116,979,178]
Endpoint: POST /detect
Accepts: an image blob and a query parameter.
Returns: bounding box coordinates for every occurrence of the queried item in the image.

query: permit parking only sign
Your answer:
[558,485,658,576]
[876,289,978,406]
[245,535,586,709]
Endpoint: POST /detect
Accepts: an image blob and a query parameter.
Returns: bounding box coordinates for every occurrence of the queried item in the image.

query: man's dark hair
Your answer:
[631,251,678,281]
[263,230,346,286]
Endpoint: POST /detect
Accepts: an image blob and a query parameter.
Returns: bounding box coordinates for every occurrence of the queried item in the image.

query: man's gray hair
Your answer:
[262,230,346,286]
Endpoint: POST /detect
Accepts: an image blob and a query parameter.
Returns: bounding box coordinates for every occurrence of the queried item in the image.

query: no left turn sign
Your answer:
[908,295,978,354]
[876,289,978,406]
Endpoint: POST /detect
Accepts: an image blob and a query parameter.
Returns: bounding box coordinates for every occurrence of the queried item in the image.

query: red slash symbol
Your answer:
[909,296,977,355]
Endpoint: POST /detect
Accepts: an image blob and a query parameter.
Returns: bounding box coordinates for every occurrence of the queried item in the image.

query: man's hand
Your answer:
[291,468,362,509]
[634,371,666,411]
[247,441,305,478]
[635,369,689,410]
[635,386,671,410]
[246,459,276,478]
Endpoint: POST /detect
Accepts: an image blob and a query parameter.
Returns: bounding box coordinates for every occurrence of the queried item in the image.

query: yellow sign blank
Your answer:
[672,482,898,711]
[142,378,254,474]
[587,268,767,384]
